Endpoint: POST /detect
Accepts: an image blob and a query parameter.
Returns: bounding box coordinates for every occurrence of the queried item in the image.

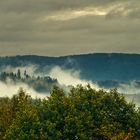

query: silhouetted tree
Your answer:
[17,69,21,79]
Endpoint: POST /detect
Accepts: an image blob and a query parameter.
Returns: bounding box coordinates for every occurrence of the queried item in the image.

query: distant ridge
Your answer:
[1,52,140,58]
[0,53,140,81]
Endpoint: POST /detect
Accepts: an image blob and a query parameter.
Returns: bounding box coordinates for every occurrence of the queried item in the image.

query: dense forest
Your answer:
[1,53,140,81]
[0,85,139,140]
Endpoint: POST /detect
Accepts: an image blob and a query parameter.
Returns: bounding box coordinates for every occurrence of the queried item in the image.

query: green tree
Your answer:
[4,89,42,140]
[2,85,140,140]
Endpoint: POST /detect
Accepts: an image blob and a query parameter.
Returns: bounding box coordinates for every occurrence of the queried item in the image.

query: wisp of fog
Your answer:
[0,65,139,106]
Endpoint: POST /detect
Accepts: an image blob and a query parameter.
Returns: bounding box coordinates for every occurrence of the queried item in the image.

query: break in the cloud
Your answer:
[0,0,140,56]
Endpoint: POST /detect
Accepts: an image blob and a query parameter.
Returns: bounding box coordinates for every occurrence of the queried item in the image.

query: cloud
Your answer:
[0,81,47,99]
[124,94,140,107]
[0,64,140,106]
[0,65,50,99]
[44,2,137,22]
[48,66,99,89]
[0,0,140,56]
[0,0,122,13]
[0,65,100,99]
[44,7,107,21]
[117,82,140,107]
[48,66,140,107]
[118,81,140,95]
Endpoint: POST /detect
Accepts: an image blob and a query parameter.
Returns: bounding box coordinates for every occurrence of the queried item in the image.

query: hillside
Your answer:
[0,53,140,81]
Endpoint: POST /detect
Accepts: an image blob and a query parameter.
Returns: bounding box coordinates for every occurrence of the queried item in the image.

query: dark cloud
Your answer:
[0,0,119,13]
[0,0,140,56]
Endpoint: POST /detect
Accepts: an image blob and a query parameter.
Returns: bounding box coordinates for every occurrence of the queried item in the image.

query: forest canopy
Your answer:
[0,85,140,140]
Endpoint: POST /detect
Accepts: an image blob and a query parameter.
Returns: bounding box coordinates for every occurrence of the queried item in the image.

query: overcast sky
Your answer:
[0,0,140,56]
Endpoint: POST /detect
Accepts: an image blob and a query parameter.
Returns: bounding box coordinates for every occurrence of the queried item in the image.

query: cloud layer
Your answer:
[0,65,139,106]
[0,0,140,56]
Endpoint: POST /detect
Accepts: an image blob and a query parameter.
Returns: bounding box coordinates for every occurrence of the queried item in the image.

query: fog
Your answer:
[1,65,37,77]
[118,82,140,107]
[0,81,47,99]
[48,66,99,89]
[118,81,140,95]
[48,66,140,106]
[0,65,139,106]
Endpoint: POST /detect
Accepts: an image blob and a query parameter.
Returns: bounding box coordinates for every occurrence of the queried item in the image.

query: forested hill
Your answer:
[0,53,140,81]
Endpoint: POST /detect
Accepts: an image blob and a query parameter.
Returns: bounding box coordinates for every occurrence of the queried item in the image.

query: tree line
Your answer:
[0,70,58,93]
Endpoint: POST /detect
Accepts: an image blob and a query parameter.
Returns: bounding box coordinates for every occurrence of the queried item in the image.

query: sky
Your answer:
[0,0,140,56]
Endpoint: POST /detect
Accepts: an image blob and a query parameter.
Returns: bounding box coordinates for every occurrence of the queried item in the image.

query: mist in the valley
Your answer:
[48,66,99,89]
[0,65,140,106]
[118,82,140,107]
[0,81,47,99]
[48,66,140,106]
[0,65,48,99]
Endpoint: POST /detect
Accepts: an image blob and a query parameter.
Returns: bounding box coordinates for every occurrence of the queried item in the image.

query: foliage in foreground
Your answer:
[0,85,140,140]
